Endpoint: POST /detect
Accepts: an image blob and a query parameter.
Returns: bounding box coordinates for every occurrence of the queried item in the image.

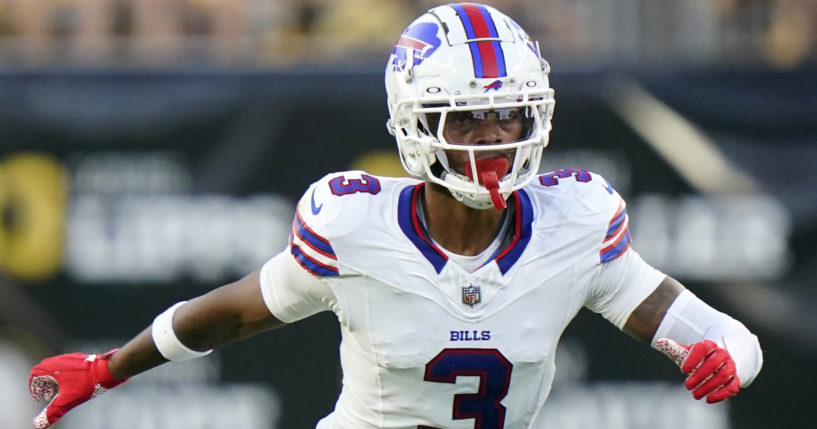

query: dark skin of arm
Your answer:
[623,276,686,342]
[106,268,286,380]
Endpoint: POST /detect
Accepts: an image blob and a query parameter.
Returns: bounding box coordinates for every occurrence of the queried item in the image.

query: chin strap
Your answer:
[464,158,509,209]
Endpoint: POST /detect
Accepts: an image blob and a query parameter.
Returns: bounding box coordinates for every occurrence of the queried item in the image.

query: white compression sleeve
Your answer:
[152,301,213,361]
[652,290,763,387]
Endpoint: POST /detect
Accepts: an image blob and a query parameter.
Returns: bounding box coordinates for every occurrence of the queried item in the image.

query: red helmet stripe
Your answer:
[453,3,507,78]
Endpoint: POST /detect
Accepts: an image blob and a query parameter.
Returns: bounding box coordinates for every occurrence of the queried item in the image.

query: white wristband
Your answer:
[151,301,213,361]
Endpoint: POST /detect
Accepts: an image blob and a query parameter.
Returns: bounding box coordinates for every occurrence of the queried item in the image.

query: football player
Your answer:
[29,3,762,428]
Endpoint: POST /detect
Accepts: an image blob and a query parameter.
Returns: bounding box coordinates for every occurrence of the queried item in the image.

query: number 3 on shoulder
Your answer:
[539,168,592,187]
[329,174,381,196]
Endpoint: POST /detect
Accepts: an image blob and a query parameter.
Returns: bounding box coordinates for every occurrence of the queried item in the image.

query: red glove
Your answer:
[29,349,127,429]
[655,338,740,403]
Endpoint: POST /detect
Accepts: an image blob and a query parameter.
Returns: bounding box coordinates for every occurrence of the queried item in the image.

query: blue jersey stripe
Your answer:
[600,230,632,262]
[291,244,339,276]
[397,184,448,273]
[495,190,534,274]
[606,208,627,239]
[294,212,336,257]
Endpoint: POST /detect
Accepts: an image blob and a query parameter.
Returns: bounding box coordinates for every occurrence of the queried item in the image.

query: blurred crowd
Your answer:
[0,0,814,68]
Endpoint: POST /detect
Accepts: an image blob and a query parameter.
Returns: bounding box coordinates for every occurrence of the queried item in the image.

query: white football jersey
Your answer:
[260,169,665,429]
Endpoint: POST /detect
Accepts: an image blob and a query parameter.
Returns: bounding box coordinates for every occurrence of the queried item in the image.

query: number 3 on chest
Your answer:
[421,348,513,428]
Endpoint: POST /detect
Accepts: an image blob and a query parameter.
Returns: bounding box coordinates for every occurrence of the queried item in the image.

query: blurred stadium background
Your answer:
[0,0,815,428]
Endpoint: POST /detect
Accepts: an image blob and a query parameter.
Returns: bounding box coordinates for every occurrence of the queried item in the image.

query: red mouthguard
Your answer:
[464,158,509,209]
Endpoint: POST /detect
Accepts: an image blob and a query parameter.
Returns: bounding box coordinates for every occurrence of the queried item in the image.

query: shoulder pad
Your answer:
[290,171,384,276]
[295,170,384,239]
[530,168,621,209]
[528,169,631,262]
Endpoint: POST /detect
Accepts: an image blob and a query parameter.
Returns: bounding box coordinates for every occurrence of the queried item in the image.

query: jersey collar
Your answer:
[397,183,533,275]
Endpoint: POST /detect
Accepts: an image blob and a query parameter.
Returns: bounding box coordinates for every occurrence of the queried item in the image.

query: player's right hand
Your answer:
[29,349,127,429]
[655,338,740,403]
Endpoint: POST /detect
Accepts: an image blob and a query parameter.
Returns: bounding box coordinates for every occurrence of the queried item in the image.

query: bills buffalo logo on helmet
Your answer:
[483,80,503,92]
[391,22,442,72]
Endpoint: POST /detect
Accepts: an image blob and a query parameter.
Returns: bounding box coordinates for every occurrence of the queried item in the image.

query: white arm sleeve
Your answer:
[586,249,667,329]
[651,290,763,387]
[259,249,337,323]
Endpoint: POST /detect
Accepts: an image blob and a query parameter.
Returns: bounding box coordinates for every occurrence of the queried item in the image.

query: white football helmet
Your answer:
[386,3,555,209]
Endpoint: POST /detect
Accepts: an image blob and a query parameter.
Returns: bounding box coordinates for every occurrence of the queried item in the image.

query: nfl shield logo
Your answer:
[462,284,481,306]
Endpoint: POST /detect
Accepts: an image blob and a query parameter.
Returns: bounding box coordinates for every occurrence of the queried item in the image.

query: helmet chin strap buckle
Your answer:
[464,158,509,210]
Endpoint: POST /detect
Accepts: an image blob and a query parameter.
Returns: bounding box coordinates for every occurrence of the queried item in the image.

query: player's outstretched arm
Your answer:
[29,268,285,429]
[623,277,763,403]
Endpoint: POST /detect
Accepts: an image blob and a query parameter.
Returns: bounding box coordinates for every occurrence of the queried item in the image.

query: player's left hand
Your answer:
[655,338,740,403]
[29,349,127,429]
